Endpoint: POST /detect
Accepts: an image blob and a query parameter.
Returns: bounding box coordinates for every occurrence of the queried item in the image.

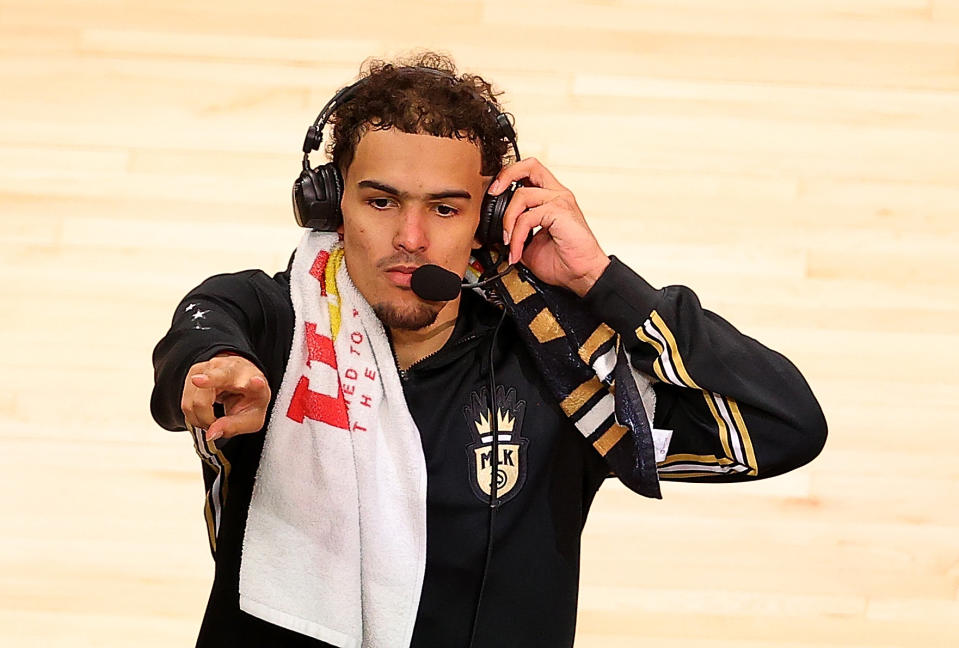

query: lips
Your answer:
[384,265,419,288]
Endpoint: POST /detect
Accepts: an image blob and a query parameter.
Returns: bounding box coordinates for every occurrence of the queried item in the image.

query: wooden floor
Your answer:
[2,0,958,645]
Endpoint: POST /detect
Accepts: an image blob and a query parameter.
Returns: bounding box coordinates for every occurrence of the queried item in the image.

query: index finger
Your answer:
[488,157,566,195]
[191,363,238,391]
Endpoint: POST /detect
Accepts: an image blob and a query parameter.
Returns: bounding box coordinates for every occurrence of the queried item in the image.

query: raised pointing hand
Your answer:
[181,352,271,442]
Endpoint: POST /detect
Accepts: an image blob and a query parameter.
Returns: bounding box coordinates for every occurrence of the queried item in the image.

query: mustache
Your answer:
[376,253,431,270]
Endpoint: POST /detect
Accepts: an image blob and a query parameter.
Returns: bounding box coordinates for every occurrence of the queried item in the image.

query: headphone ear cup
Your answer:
[326,163,344,223]
[292,163,344,231]
[292,168,318,228]
[478,183,516,250]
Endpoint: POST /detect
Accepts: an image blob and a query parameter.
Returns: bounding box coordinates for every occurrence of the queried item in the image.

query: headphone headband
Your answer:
[301,66,518,161]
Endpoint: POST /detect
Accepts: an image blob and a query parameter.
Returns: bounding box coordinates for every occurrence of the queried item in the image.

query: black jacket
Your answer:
[151,256,827,647]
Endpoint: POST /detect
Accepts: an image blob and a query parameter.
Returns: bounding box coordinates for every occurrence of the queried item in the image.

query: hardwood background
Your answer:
[1,0,957,645]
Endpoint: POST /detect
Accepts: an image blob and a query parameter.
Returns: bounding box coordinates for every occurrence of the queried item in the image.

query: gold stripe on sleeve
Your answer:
[203,498,217,553]
[650,311,700,389]
[660,471,730,480]
[658,453,735,467]
[728,399,758,476]
[204,437,232,504]
[635,325,670,384]
[702,392,734,462]
[189,424,217,470]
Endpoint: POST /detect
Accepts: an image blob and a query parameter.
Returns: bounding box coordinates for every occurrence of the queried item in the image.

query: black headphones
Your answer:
[292,67,520,249]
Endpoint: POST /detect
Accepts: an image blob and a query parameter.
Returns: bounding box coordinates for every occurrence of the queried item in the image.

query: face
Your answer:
[339,128,489,330]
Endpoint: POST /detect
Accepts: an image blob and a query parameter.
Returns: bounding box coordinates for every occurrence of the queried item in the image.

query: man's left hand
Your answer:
[488,158,610,298]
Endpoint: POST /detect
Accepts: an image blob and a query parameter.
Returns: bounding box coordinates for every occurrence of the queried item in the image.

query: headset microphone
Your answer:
[410,265,461,301]
[410,264,514,302]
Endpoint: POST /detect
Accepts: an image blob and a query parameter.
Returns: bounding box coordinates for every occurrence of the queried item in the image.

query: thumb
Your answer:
[207,405,268,441]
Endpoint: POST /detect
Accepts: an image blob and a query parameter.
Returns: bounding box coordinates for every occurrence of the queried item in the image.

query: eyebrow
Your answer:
[357,179,472,201]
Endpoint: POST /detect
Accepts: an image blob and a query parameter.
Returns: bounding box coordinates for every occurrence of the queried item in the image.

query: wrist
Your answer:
[570,255,611,298]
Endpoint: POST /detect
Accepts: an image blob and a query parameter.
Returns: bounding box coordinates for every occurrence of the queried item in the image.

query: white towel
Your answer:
[239,231,428,648]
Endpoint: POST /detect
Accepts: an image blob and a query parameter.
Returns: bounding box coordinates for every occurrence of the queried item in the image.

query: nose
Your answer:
[392,206,429,254]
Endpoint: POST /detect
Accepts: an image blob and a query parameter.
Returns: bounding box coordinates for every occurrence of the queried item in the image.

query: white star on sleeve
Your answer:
[191,309,210,320]
[185,303,197,312]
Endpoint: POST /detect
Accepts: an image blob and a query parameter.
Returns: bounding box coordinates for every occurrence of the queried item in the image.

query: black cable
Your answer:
[466,305,508,648]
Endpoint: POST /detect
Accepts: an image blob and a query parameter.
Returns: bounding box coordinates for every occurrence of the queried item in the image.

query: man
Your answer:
[151,54,827,648]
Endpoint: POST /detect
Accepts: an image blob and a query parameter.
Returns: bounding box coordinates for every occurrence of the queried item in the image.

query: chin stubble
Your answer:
[372,302,441,331]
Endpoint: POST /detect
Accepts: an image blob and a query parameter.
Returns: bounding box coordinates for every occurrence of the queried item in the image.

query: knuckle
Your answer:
[181,392,198,413]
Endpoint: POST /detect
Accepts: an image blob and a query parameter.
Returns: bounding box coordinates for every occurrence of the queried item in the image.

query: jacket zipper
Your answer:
[396,332,486,382]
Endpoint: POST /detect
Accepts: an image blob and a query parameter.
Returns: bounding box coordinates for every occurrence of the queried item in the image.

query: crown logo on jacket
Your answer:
[464,386,528,504]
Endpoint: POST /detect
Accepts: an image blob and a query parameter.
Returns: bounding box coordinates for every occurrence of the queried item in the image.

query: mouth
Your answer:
[383,265,419,289]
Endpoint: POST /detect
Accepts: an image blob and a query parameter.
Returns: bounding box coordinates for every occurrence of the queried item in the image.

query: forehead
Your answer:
[347,128,486,187]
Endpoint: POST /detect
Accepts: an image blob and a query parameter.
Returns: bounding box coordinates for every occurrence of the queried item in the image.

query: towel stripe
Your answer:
[578,323,615,365]
[574,392,616,437]
[529,307,566,343]
[591,346,618,383]
[559,376,604,418]
[593,422,628,456]
[501,267,537,303]
[324,247,344,338]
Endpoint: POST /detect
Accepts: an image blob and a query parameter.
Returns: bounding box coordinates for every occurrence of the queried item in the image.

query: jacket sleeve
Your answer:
[583,257,827,482]
[150,271,275,432]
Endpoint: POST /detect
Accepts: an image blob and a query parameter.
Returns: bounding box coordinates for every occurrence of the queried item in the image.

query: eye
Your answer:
[435,204,459,218]
[367,197,395,211]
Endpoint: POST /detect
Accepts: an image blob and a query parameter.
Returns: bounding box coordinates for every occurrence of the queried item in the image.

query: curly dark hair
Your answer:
[327,52,514,177]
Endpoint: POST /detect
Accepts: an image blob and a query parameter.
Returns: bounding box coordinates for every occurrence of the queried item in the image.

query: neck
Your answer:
[391,298,460,370]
